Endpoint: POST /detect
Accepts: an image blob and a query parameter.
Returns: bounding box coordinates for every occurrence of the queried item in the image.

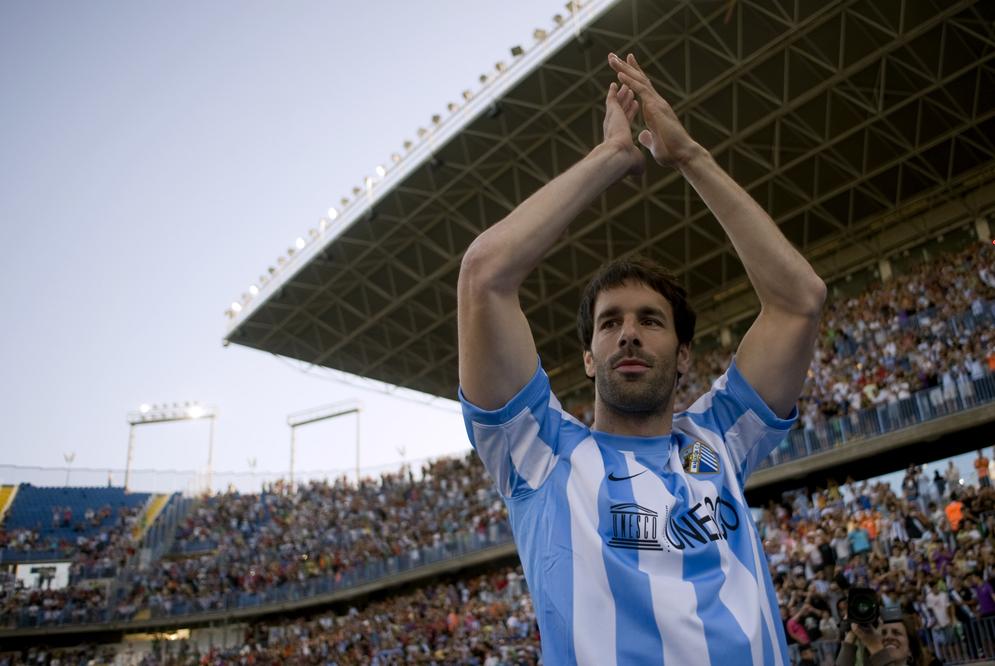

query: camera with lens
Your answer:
[845,588,903,631]
[846,587,879,626]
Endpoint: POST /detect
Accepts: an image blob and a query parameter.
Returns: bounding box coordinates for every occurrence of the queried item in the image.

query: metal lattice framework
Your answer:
[225,0,995,404]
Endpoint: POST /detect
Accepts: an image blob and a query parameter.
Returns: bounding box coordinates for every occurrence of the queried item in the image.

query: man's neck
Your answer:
[591,401,674,437]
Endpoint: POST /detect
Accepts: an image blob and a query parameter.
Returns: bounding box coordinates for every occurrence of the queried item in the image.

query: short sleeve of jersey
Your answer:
[679,357,797,482]
[459,357,581,500]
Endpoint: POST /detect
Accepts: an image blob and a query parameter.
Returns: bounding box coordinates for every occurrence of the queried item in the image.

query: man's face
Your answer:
[583,281,690,417]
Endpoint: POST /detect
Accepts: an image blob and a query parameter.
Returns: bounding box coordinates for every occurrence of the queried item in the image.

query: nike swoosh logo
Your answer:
[607,471,646,481]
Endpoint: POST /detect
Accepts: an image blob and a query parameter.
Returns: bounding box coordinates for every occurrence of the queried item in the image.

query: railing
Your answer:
[924,616,995,665]
[759,370,995,471]
[140,494,192,564]
[758,301,995,472]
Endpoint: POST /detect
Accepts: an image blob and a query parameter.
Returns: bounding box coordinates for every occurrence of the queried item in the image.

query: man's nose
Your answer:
[617,317,641,347]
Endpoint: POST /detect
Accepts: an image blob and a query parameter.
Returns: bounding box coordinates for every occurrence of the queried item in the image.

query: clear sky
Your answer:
[0,0,570,493]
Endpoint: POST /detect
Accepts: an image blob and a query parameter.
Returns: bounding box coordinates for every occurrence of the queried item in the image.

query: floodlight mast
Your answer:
[125,403,218,493]
[287,400,361,490]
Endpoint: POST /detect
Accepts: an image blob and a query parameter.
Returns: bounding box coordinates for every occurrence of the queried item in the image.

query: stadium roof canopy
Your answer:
[224,0,995,404]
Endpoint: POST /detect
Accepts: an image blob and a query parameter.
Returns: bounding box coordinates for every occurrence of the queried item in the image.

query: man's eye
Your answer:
[643,319,662,326]
[601,320,617,329]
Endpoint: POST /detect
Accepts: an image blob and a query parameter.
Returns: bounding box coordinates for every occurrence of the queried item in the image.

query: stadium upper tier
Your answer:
[223,0,995,408]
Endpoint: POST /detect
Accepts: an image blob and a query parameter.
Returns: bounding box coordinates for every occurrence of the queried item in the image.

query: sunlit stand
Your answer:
[125,402,218,493]
[288,400,361,491]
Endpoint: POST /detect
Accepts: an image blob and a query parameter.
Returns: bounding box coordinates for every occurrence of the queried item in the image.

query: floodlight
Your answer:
[462,90,473,101]
[479,74,488,84]
[295,237,305,250]
[340,197,349,207]
[231,302,242,313]
[403,140,413,151]
[534,29,548,41]
[327,207,338,220]
[375,165,386,178]
[249,285,259,296]
[510,45,524,57]
[352,186,362,196]
[495,61,507,72]
[447,102,458,112]
[417,128,428,138]
[431,114,441,125]
[126,402,218,492]
[390,153,401,163]
[364,176,373,190]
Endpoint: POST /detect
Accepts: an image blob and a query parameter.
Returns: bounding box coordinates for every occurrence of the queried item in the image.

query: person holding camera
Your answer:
[837,621,907,666]
[836,594,941,666]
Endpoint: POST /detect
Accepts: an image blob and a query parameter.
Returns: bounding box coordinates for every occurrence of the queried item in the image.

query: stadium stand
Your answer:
[112,455,508,621]
[1,238,993,635]
[9,467,995,664]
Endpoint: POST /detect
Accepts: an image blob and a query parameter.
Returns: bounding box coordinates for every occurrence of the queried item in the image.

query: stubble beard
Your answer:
[594,353,677,417]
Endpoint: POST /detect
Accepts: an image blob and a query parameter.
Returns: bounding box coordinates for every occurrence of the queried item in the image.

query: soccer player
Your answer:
[457,53,826,665]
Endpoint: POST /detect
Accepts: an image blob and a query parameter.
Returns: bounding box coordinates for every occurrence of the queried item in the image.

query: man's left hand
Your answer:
[607,52,701,168]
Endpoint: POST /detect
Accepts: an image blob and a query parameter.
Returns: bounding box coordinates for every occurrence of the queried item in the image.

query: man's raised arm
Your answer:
[610,52,827,418]
[458,81,644,410]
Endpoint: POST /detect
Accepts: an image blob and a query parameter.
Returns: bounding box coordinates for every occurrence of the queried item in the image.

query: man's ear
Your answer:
[583,349,595,379]
[677,342,692,376]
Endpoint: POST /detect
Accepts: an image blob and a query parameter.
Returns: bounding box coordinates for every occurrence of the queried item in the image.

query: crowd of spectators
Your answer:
[762,453,995,664]
[0,504,143,577]
[132,566,538,666]
[114,455,509,620]
[0,503,145,628]
[0,567,538,666]
[10,454,995,665]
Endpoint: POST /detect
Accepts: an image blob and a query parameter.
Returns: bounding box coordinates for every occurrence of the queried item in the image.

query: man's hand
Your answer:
[608,52,701,168]
[602,81,644,177]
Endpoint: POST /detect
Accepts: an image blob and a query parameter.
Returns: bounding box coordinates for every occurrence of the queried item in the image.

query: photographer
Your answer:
[836,605,941,666]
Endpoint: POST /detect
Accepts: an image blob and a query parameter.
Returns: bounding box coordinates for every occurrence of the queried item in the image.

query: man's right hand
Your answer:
[602,81,644,177]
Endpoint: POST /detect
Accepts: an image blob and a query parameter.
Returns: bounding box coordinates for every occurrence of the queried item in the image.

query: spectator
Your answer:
[975,449,991,488]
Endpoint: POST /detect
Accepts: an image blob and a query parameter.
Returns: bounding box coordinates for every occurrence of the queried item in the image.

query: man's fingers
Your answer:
[605,81,619,107]
[616,70,651,97]
[618,84,635,107]
[638,129,654,150]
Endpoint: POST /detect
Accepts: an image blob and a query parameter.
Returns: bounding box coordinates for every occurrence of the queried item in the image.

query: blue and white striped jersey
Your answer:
[459,357,797,666]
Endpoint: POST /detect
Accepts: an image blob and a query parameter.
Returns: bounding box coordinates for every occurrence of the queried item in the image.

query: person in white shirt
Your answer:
[946,460,961,492]
[925,580,954,646]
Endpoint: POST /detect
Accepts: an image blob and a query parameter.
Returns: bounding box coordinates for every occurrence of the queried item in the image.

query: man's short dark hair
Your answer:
[576,254,697,351]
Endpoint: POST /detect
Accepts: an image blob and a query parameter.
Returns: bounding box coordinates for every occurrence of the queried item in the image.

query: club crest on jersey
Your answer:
[680,441,721,475]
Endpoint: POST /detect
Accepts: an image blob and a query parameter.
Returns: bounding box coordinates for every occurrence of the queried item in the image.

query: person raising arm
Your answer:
[458,81,644,412]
